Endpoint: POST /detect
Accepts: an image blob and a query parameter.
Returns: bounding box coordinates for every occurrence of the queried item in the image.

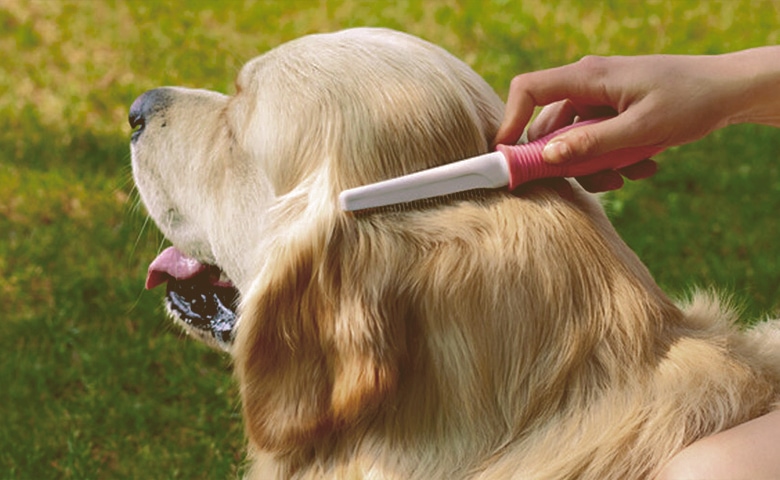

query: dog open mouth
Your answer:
[146,246,239,351]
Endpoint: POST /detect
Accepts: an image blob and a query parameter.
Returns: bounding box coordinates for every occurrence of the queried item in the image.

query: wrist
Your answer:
[720,46,780,127]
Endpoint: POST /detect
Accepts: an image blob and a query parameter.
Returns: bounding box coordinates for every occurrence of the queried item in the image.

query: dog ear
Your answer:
[234,218,405,451]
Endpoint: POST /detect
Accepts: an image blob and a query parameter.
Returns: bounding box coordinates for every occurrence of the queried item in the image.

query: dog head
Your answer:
[131,28,679,463]
[130,26,509,436]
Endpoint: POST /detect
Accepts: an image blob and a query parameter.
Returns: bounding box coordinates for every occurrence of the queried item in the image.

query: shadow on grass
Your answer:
[0,116,247,478]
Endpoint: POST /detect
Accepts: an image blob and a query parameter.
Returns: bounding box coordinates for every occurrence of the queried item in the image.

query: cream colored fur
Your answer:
[131,28,780,479]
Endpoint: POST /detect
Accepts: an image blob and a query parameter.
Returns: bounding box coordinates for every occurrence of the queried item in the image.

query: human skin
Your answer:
[496,46,780,165]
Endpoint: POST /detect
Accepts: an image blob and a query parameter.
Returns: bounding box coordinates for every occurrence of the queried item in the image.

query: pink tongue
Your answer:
[145,246,208,290]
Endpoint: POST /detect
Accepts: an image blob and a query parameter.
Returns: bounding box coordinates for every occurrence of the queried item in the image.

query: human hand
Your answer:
[494,50,780,191]
[496,54,741,158]
[526,104,660,193]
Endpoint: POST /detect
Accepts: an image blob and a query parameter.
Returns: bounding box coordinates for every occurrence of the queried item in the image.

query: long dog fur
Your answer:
[132,28,780,479]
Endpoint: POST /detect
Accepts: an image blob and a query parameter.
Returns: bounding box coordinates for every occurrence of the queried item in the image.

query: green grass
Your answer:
[1,0,778,477]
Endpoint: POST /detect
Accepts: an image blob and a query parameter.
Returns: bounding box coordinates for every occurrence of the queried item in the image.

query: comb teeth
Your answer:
[344,188,497,217]
[339,151,509,212]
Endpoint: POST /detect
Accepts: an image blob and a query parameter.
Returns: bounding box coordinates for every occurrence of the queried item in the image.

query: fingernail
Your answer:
[543,140,570,164]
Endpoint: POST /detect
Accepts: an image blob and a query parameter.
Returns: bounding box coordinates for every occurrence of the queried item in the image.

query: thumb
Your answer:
[543,114,649,164]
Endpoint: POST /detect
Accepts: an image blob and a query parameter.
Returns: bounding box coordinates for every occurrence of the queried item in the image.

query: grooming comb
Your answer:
[339,118,665,213]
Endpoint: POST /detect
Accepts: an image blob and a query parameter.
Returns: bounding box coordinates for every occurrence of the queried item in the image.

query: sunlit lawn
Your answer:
[2,1,778,477]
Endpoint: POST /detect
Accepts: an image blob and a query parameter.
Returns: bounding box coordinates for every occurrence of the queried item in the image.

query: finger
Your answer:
[527,100,578,141]
[575,170,624,193]
[542,109,652,164]
[617,159,658,181]
[573,160,657,194]
[530,103,622,143]
[494,75,541,146]
[495,62,614,146]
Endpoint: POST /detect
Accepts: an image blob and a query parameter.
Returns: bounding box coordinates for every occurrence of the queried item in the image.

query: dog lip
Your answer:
[148,246,238,350]
[146,246,226,290]
[164,273,239,350]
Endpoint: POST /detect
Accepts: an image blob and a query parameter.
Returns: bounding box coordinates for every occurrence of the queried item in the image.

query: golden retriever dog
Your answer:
[130,28,780,479]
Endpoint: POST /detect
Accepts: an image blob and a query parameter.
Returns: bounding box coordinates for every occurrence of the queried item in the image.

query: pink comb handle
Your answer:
[495,119,665,190]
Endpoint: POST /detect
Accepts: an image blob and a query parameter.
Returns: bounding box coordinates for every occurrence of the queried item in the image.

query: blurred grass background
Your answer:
[1,0,778,478]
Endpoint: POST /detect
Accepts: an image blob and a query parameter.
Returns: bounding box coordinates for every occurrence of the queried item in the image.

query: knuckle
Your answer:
[573,56,613,105]
[576,55,609,76]
[569,127,601,157]
[506,73,542,115]
[508,74,529,94]
[508,73,538,103]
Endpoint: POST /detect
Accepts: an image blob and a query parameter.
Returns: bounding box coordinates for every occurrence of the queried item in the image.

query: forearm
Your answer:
[720,46,780,127]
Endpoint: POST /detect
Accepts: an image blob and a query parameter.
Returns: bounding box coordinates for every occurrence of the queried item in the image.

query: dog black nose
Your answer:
[129,88,173,140]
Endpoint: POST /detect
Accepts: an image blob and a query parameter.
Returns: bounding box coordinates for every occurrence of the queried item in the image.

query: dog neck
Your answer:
[238,189,693,478]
